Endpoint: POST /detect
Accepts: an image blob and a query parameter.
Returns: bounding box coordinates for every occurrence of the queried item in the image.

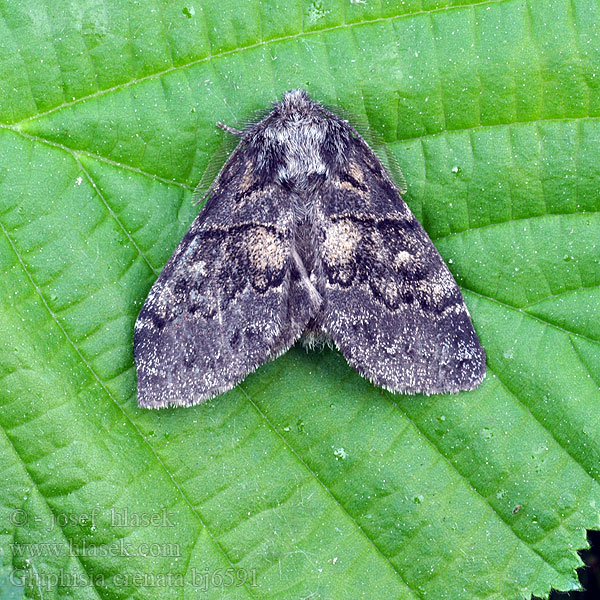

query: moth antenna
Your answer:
[216,121,244,136]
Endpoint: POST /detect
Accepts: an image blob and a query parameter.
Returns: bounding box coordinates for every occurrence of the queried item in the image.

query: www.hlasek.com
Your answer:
[10,539,180,558]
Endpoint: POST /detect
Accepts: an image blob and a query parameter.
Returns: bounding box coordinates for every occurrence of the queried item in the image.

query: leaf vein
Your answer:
[0,219,260,600]
[237,383,421,600]
[9,0,510,128]
[388,394,569,581]
[461,285,600,345]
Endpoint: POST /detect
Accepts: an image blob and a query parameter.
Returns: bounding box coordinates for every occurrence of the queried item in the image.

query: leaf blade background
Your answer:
[0,1,599,599]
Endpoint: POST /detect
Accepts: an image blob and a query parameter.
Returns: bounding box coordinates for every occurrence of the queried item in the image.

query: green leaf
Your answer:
[0,1,598,599]
[0,554,23,600]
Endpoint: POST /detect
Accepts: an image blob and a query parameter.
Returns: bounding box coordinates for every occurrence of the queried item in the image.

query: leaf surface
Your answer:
[0,1,599,599]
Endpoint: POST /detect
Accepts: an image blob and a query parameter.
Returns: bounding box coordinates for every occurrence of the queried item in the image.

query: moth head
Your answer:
[279,89,314,116]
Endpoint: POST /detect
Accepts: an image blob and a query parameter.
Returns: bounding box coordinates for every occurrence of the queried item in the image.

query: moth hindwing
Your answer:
[134,89,486,408]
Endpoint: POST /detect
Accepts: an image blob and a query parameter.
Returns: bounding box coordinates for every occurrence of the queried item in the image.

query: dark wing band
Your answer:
[134,149,314,408]
[315,136,486,394]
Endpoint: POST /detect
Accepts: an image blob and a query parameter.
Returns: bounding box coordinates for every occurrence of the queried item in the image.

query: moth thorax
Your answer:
[275,121,327,185]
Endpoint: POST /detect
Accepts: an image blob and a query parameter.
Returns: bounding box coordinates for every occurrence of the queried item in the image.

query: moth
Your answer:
[134,89,485,408]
